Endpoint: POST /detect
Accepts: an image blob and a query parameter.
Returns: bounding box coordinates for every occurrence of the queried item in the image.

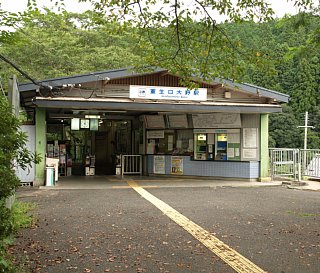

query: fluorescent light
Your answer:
[85,115,101,119]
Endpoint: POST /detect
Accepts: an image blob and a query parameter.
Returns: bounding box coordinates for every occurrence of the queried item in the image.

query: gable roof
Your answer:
[18,67,289,103]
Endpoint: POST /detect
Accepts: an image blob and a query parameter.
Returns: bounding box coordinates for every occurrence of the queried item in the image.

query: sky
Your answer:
[1,0,300,19]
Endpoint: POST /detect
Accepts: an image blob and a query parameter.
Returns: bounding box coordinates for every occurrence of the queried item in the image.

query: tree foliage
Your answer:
[0,2,320,149]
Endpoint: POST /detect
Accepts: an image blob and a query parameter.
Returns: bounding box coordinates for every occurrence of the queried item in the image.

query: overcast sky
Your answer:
[1,0,299,19]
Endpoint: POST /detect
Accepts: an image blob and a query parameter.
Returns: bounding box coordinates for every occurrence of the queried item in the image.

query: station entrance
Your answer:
[46,118,135,177]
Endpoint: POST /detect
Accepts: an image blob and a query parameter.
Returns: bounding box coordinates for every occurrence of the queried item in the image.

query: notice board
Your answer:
[192,113,241,128]
[145,115,166,129]
[168,114,188,128]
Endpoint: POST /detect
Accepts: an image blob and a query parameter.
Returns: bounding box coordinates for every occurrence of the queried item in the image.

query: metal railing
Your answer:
[300,149,320,178]
[269,148,300,180]
[269,148,320,181]
[121,155,142,176]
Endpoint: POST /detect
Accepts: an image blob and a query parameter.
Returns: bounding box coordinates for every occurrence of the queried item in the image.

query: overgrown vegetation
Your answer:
[0,94,39,272]
[0,201,36,273]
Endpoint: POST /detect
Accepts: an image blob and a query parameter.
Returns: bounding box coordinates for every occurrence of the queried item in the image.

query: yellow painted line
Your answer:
[112,185,159,189]
[128,180,267,273]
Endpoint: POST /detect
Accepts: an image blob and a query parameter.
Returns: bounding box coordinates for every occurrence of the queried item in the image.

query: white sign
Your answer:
[193,129,240,134]
[154,156,165,174]
[227,148,235,158]
[147,130,165,138]
[71,118,80,130]
[242,148,257,159]
[130,85,207,101]
[243,128,258,148]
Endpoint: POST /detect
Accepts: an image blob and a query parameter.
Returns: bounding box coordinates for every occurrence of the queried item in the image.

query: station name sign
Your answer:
[129,85,207,101]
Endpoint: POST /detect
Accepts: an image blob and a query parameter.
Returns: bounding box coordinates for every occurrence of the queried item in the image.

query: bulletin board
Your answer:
[242,128,259,160]
[145,115,166,129]
[192,113,241,128]
[168,114,189,128]
[227,133,241,161]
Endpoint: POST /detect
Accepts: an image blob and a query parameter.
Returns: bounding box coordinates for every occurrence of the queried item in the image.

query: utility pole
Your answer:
[298,111,315,180]
[298,111,315,150]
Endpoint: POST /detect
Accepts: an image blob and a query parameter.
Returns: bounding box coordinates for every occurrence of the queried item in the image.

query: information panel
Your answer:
[168,114,188,128]
[243,128,258,148]
[145,115,166,129]
[192,113,241,128]
[154,156,165,174]
[147,130,165,139]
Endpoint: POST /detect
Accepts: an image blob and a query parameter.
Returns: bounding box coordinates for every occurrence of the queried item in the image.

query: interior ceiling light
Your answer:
[85,115,101,119]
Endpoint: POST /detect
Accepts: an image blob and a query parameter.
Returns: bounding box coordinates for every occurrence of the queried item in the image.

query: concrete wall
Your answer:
[16,125,36,183]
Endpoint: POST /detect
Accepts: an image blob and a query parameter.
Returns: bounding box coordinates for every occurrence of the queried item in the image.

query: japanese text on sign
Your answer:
[130,85,207,101]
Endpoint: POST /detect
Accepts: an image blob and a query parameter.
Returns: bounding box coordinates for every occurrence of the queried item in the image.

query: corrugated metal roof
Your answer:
[34,96,283,114]
[214,78,289,103]
[18,67,289,103]
[18,67,167,92]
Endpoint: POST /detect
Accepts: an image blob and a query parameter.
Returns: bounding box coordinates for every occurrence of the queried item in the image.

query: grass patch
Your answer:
[0,201,36,273]
[11,201,36,230]
[286,210,320,217]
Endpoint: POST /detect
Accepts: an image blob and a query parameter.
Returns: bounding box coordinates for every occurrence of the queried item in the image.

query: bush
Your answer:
[0,94,39,272]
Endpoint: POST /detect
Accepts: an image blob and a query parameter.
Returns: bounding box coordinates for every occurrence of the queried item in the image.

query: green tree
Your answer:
[290,58,317,113]
[0,10,143,84]
[269,105,302,148]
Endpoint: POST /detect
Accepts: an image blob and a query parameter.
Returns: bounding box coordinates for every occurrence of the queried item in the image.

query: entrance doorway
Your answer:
[94,120,132,175]
[95,132,113,175]
[46,119,133,177]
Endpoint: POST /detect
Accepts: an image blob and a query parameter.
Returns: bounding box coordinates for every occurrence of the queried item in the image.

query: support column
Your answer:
[260,114,271,181]
[35,108,46,186]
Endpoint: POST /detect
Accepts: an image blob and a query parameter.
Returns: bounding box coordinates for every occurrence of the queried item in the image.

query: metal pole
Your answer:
[303,112,308,177]
[297,149,301,182]
[304,111,308,150]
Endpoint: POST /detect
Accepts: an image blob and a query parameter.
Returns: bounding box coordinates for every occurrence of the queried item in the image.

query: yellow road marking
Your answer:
[112,185,159,189]
[128,180,267,273]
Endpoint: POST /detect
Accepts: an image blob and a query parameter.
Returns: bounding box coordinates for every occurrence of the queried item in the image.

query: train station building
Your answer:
[14,67,289,185]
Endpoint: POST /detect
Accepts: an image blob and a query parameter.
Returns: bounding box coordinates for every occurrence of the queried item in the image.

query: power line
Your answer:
[0,53,53,94]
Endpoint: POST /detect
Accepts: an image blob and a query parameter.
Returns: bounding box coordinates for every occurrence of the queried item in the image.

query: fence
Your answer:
[300,149,320,178]
[269,148,320,181]
[121,155,142,176]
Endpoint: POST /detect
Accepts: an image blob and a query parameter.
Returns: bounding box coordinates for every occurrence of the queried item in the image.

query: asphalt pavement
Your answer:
[11,178,320,273]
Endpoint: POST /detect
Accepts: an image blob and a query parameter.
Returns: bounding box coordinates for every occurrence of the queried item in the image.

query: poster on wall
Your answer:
[243,128,258,148]
[171,156,183,174]
[154,155,165,174]
[242,148,257,159]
